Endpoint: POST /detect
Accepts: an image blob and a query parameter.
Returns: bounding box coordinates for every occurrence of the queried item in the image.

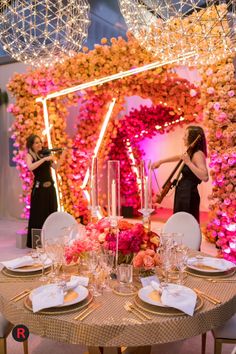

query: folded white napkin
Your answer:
[140,275,160,287]
[31,285,64,313]
[70,275,89,287]
[188,257,234,271]
[1,256,35,269]
[151,281,197,316]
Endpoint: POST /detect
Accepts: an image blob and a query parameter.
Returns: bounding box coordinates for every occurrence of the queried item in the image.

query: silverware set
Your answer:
[74,303,101,321]
[124,301,151,321]
[10,289,31,302]
[194,288,221,305]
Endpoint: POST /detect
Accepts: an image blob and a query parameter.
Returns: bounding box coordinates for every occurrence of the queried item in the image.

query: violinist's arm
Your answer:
[182,151,209,182]
[152,155,180,169]
[26,154,52,171]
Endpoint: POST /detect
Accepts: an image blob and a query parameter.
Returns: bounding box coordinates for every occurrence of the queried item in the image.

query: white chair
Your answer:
[0,313,28,354]
[41,211,77,242]
[202,314,236,354]
[162,211,202,250]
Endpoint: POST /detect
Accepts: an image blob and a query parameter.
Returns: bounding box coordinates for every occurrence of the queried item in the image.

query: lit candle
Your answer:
[111,179,117,217]
[144,176,149,209]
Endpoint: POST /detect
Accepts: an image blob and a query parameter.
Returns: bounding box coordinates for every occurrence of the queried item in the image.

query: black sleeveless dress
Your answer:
[173,162,201,223]
[27,155,57,247]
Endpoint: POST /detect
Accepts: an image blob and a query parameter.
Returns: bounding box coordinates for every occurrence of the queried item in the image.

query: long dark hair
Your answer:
[26,134,42,152]
[187,126,207,157]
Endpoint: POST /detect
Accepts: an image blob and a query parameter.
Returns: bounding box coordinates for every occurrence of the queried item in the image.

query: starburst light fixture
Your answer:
[0,0,90,66]
[119,0,236,65]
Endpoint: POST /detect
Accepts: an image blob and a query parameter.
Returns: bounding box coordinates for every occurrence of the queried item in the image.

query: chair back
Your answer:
[42,211,77,243]
[163,212,201,250]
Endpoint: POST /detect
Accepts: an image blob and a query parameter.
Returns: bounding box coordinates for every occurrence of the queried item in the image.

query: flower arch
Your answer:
[7,34,236,261]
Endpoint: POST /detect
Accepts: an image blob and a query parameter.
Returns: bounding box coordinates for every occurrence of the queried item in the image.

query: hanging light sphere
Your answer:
[119,0,236,65]
[0,0,90,67]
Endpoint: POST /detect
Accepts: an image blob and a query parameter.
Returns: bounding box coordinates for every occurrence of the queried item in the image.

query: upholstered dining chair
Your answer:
[41,211,77,242]
[162,211,202,250]
[0,313,28,354]
[202,314,236,354]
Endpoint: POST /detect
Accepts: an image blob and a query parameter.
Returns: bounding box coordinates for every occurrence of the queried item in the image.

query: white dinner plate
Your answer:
[29,284,89,307]
[7,258,52,273]
[138,283,196,307]
[187,257,235,273]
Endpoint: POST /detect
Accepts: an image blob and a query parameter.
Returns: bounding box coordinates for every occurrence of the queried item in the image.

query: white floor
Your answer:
[0,218,235,354]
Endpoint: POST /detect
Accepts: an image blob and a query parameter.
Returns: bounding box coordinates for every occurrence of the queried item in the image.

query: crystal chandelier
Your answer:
[119,0,236,65]
[0,0,90,67]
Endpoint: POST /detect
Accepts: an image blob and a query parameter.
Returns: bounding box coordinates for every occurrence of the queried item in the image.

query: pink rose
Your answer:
[206,68,213,76]
[190,89,197,97]
[145,249,155,256]
[228,90,235,97]
[143,255,154,269]
[207,87,215,94]
[213,102,221,111]
[133,254,144,268]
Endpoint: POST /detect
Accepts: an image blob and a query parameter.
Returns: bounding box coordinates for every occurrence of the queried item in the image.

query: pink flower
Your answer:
[133,254,144,268]
[213,102,221,111]
[207,87,215,94]
[143,255,154,269]
[216,112,227,122]
[190,89,197,97]
[228,90,235,97]
[206,68,213,76]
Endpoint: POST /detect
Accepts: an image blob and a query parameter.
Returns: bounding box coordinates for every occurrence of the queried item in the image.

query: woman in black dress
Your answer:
[152,126,208,222]
[26,134,63,248]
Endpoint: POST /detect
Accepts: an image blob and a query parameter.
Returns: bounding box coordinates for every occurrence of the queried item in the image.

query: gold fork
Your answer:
[10,289,31,302]
[74,303,100,321]
[124,304,144,321]
[125,301,151,320]
[194,288,221,305]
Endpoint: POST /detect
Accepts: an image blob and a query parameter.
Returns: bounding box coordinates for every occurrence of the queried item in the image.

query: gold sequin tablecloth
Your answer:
[0,273,235,347]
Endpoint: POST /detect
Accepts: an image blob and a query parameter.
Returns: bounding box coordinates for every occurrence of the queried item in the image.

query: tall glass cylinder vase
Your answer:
[90,157,99,222]
[107,160,120,270]
[139,159,154,232]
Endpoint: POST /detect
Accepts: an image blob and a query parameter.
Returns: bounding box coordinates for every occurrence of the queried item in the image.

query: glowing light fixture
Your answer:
[36,51,196,103]
[119,0,236,65]
[0,0,90,66]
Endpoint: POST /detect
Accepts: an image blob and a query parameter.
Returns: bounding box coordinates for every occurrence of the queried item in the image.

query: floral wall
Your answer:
[7,34,236,261]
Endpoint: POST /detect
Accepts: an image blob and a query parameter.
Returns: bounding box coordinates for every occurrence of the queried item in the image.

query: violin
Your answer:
[155,134,201,204]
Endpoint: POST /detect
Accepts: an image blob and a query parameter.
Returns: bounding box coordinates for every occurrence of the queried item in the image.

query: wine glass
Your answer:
[36,245,48,282]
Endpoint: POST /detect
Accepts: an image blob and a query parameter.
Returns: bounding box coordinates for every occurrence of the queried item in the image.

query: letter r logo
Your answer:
[12,324,29,342]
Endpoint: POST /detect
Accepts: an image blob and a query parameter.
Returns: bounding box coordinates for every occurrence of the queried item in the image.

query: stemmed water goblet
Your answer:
[36,245,48,282]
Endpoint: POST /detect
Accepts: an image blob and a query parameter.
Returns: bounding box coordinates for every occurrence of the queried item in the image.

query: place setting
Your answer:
[0,253,52,279]
[22,276,97,317]
[185,256,236,279]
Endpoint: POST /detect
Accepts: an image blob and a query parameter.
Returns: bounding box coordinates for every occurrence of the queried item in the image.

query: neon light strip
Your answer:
[36,51,196,102]
[81,98,116,189]
[41,99,62,211]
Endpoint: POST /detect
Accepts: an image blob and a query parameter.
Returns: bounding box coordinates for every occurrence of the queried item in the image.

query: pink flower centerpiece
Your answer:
[133,249,161,276]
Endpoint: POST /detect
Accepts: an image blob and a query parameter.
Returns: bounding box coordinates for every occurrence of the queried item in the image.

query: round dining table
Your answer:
[0,266,235,354]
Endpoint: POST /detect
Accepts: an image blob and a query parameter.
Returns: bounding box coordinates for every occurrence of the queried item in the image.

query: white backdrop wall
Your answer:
[0,63,211,218]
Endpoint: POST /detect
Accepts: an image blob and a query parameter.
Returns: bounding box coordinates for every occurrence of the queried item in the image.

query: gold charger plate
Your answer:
[1,267,51,279]
[134,294,203,316]
[186,267,236,279]
[24,291,93,315]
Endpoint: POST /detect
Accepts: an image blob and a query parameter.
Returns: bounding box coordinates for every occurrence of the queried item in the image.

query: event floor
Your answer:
[0,216,235,354]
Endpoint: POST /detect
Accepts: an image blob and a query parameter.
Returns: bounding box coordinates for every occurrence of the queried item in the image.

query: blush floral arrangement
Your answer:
[65,218,160,266]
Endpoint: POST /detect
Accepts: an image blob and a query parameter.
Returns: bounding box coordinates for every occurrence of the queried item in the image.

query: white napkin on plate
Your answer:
[70,275,89,287]
[31,285,64,313]
[1,256,35,269]
[188,257,234,271]
[151,281,197,316]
